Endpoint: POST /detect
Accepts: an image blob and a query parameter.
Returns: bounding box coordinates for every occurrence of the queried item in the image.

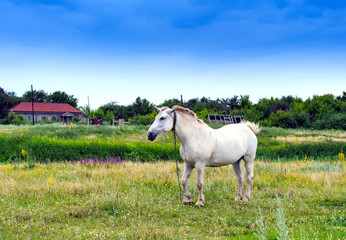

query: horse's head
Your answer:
[147,107,176,141]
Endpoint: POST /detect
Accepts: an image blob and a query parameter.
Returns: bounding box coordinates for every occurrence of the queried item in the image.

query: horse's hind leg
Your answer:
[232,159,244,201]
[244,154,255,201]
[182,162,193,205]
[195,162,205,207]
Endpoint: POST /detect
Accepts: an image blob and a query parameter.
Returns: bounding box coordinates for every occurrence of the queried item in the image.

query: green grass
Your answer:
[0,124,345,239]
[0,160,344,239]
[0,124,344,163]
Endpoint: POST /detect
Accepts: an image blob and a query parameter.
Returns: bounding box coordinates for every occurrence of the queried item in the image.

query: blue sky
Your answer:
[1,0,345,108]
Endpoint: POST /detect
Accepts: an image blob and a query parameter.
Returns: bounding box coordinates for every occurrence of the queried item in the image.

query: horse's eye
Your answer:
[160,117,165,121]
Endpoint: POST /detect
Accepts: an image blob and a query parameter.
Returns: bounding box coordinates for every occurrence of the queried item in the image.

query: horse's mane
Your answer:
[172,105,204,124]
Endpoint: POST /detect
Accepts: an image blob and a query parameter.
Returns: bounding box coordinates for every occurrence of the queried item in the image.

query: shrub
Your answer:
[311,113,346,130]
[7,112,16,124]
[13,115,25,125]
[268,110,297,128]
[130,113,155,125]
[294,111,310,128]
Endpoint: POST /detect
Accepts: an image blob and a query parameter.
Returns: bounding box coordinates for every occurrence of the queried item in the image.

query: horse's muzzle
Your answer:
[147,131,157,141]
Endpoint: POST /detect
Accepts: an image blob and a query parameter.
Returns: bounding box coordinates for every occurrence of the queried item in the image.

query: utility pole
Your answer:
[31,85,35,125]
[180,95,183,107]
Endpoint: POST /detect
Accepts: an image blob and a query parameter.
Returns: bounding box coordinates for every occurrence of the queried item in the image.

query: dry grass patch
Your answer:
[273,135,346,143]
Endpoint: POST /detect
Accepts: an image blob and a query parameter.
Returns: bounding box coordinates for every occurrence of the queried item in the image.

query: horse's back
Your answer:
[208,123,258,166]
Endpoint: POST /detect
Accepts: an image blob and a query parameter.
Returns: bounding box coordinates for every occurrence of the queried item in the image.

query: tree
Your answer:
[304,94,338,121]
[79,105,91,118]
[336,91,346,102]
[0,87,21,119]
[99,101,118,113]
[131,97,153,116]
[220,96,240,113]
[185,98,199,110]
[240,95,252,110]
[158,98,181,108]
[193,102,206,113]
[95,108,105,119]
[22,90,48,102]
[105,110,115,121]
[48,91,78,107]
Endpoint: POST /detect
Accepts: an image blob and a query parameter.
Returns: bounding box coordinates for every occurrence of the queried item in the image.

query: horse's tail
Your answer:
[242,120,261,135]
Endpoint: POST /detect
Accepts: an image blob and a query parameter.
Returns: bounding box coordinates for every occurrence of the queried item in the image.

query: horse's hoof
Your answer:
[195,201,204,207]
[244,195,251,202]
[183,201,192,205]
[235,196,244,201]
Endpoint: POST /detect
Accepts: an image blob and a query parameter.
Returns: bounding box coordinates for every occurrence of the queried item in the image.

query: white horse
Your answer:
[147,106,260,207]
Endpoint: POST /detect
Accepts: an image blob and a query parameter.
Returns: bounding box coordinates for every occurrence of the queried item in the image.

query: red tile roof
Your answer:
[9,102,82,113]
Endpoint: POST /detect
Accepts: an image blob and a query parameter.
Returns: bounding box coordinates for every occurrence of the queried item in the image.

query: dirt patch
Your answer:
[87,135,97,140]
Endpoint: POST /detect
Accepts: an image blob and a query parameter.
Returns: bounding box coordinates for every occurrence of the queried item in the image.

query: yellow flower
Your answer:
[70,123,73,128]
[20,128,23,132]
[48,174,54,188]
[338,150,344,161]
[21,148,27,158]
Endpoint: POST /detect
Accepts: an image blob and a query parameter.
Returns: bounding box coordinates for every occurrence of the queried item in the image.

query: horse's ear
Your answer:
[155,107,161,112]
[169,108,176,114]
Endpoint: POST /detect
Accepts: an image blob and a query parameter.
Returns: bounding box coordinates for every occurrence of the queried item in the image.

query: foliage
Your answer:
[268,110,297,128]
[48,91,78,107]
[129,113,156,125]
[22,90,78,107]
[22,89,48,102]
[94,108,105,120]
[6,112,16,124]
[0,87,22,119]
[13,114,25,125]
[1,86,345,129]
[0,125,344,163]
[104,110,115,121]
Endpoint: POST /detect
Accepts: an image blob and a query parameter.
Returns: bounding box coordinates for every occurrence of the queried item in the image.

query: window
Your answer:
[26,115,32,121]
[52,116,57,121]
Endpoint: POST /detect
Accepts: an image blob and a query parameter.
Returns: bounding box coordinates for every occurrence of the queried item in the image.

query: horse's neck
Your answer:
[174,113,209,145]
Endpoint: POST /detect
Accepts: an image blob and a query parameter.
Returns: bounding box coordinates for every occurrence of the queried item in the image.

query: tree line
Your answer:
[93,93,345,130]
[1,87,345,130]
[0,88,78,118]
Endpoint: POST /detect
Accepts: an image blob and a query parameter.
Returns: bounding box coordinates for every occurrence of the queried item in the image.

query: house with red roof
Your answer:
[8,102,87,124]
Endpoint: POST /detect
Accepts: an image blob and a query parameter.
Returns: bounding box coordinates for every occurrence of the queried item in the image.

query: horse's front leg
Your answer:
[195,162,205,207]
[182,162,193,205]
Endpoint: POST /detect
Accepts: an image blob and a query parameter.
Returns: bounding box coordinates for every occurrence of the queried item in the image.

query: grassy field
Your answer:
[0,160,345,239]
[0,124,345,239]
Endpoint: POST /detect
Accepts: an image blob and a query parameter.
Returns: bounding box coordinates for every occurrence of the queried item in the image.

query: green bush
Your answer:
[311,113,346,130]
[0,135,179,163]
[257,141,344,161]
[13,115,25,125]
[268,110,298,128]
[294,111,310,128]
[7,112,16,124]
[130,113,155,125]
[0,133,343,163]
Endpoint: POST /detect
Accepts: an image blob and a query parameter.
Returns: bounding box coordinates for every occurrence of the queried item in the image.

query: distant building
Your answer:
[8,102,87,124]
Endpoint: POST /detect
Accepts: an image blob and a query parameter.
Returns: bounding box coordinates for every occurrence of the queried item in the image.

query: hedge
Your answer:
[0,135,343,163]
